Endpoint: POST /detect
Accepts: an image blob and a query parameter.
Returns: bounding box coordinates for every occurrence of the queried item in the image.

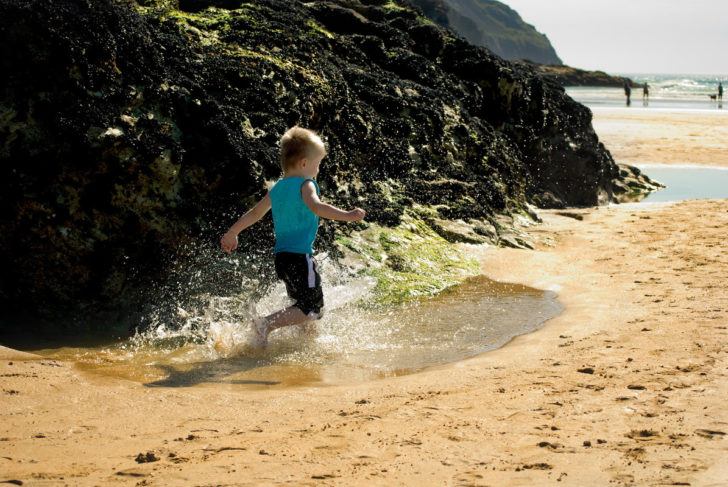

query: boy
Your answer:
[220,126,366,348]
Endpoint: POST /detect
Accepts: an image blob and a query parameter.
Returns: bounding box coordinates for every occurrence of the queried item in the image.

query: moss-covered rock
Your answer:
[0,0,648,326]
[337,214,479,303]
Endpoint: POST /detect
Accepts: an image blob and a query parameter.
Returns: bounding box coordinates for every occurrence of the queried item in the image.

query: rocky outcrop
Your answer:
[516,61,633,88]
[612,165,665,202]
[410,0,562,65]
[0,0,646,325]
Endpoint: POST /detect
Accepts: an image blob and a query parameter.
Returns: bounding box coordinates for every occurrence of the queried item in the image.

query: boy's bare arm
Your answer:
[301,181,365,222]
[220,193,272,253]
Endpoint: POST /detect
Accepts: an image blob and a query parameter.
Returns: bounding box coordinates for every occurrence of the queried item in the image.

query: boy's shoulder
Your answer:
[274,176,306,185]
[273,177,318,190]
[270,178,319,200]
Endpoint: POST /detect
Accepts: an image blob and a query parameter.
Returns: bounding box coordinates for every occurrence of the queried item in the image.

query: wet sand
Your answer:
[3,113,728,485]
[592,107,728,168]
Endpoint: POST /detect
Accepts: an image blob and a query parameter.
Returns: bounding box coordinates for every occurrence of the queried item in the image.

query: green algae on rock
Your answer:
[337,214,479,304]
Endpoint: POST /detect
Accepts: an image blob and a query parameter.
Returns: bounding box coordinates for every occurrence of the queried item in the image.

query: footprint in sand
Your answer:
[695,429,726,439]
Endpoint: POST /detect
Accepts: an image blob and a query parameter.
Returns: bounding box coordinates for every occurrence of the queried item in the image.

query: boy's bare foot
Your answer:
[210,323,233,354]
[251,318,269,349]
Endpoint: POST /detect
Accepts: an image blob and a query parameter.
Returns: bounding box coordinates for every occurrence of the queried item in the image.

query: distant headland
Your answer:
[409,0,562,65]
[409,0,633,87]
[514,61,634,87]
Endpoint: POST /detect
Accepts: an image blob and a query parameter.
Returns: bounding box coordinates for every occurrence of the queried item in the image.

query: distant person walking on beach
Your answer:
[719,82,723,101]
[642,83,649,100]
[220,126,366,349]
[624,80,632,106]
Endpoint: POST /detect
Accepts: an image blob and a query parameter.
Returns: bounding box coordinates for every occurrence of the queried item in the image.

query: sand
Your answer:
[2,112,728,486]
[591,107,728,168]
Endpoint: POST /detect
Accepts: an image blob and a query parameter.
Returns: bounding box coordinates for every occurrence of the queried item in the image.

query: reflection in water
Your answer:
[639,167,728,202]
[14,276,562,389]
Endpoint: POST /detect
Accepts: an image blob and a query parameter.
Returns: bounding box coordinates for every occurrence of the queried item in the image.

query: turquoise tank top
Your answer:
[270,177,319,255]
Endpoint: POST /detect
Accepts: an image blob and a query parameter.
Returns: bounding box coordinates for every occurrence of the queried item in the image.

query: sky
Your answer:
[500,0,728,75]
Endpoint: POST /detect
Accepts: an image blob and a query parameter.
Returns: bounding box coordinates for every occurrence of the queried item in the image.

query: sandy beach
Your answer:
[591,107,728,168]
[2,111,728,486]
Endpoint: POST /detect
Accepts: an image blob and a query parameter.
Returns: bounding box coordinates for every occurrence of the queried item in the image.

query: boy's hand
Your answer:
[347,208,366,222]
[220,232,238,254]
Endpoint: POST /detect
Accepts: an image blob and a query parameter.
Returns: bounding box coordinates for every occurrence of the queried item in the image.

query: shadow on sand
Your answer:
[144,360,282,388]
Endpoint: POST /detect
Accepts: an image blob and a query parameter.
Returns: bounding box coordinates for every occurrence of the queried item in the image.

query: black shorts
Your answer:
[274,252,324,317]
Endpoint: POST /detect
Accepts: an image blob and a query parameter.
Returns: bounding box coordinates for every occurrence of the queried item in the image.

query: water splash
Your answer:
[124,252,377,358]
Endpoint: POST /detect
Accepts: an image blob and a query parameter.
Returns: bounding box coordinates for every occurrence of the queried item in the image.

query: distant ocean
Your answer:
[566,74,727,111]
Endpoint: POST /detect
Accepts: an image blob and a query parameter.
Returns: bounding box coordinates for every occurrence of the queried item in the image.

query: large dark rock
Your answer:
[0,0,639,325]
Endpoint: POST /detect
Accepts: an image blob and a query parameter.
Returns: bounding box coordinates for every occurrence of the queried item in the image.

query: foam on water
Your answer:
[566,73,727,111]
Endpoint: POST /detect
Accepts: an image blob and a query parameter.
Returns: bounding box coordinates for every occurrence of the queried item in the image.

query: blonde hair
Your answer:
[280,126,325,171]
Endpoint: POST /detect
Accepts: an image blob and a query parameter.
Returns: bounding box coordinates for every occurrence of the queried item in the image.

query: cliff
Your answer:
[0,0,651,326]
[410,0,562,65]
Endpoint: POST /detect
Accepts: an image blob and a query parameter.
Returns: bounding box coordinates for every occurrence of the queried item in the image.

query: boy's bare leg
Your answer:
[266,306,310,331]
[252,306,311,348]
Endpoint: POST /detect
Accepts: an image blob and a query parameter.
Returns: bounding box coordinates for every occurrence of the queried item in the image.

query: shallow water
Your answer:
[639,167,728,202]
[12,276,562,389]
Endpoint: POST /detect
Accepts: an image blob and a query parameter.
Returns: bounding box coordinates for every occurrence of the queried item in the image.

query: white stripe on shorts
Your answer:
[306,254,315,288]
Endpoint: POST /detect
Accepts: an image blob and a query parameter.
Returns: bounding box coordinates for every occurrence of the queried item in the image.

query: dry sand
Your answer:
[2,112,728,486]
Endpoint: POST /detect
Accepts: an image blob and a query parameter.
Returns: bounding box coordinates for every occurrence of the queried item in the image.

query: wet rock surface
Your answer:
[0,0,647,325]
[612,165,665,203]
